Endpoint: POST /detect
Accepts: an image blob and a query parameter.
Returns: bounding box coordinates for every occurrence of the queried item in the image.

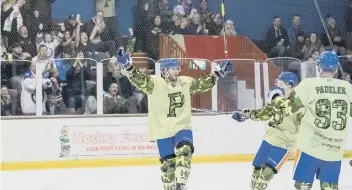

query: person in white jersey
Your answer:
[238,51,352,190]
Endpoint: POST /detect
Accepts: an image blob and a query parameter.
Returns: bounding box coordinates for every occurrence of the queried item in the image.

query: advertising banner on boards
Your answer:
[59,124,159,158]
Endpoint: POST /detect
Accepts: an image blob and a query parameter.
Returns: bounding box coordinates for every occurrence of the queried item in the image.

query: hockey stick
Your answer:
[191,108,241,115]
[312,0,345,75]
[221,0,228,58]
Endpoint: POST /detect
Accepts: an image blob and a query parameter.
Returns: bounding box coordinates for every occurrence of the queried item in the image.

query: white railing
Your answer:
[1,56,350,117]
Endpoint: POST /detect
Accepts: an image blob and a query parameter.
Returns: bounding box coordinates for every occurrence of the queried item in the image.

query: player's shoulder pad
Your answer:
[268,86,285,103]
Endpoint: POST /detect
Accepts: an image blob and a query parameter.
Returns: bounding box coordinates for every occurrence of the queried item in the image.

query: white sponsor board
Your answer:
[0,116,351,163]
[59,124,158,158]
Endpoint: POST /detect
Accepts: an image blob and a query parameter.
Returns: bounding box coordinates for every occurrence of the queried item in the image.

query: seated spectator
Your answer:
[1,0,24,48]
[64,50,89,113]
[134,67,148,113]
[36,23,64,60]
[287,15,305,45]
[284,31,306,60]
[21,61,51,115]
[187,13,203,35]
[84,85,97,115]
[103,63,135,100]
[1,85,12,116]
[321,15,346,55]
[170,15,184,34]
[304,33,325,60]
[220,19,237,36]
[307,50,320,62]
[338,49,352,83]
[104,82,137,114]
[206,13,222,35]
[345,0,352,50]
[265,16,289,57]
[83,10,117,58]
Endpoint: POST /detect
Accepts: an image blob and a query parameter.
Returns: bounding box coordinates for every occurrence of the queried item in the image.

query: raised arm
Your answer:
[189,74,216,95]
[125,68,154,95]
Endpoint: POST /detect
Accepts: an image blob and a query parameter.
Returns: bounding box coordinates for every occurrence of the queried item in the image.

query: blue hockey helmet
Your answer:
[276,72,299,87]
[160,59,180,70]
[317,51,339,72]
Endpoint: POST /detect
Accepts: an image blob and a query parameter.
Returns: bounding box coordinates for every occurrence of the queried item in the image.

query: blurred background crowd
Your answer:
[1,0,352,116]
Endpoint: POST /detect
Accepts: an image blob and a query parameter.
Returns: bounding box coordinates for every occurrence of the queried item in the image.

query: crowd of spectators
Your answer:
[0,0,351,116]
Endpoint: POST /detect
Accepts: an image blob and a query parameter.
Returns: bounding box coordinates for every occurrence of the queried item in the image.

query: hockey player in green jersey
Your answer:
[232,72,300,190]
[237,51,352,190]
[116,49,232,190]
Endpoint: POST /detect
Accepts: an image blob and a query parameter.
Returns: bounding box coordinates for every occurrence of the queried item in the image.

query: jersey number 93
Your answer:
[314,99,352,131]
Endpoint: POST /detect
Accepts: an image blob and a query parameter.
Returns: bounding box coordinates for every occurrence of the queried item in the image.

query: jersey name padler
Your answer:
[294,78,352,161]
[147,76,193,141]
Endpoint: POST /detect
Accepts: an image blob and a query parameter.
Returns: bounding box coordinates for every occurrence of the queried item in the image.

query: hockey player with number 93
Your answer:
[240,51,352,190]
[232,71,300,190]
[116,49,232,190]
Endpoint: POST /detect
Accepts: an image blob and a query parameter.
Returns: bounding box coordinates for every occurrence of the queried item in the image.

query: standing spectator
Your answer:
[32,45,54,78]
[198,0,211,20]
[84,85,97,115]
[83,10,118,57]
[46,67,62,115]
[321,15,346,55]
[344,0,352,50]
[146,15,165,62]
[96,0,122,47]
[21,61,51,115]
[1,85,12,116]
[287,15,305,44]
[55,47,73,82]
[304,33,324,60]
[265,16,289,57]
[27,9,42,41]
[36,23,64,60]
[15,25,37,57]
[159,0,173,24]
[1,0,24,48]
[65,14,79,35]
[26,0,55,30]
[64,50,89,113]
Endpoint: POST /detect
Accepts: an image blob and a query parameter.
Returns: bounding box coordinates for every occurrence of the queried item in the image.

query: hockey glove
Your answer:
[214,60,232,78]
[231,109,250,122]
[117,48,133,70]
[268,86,285,102]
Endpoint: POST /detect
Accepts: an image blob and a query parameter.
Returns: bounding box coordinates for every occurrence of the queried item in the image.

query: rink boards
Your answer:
[1,114,352,171]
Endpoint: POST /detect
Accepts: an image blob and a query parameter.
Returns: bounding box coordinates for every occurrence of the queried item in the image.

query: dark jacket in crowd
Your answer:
[265,26,290,49]
[65,66,89,96]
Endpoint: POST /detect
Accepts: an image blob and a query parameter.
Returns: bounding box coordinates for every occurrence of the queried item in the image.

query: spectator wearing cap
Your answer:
[344,0,352,49]
[287,15,306,45]
[321,15,346,55]
[220,19,237,36]
[284,31,306,61]
[265,16,289,57]
[95,0,122,48]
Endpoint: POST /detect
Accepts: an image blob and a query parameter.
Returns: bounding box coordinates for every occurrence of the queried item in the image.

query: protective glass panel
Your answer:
[213,59,260,111]
[99,57,156,115]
